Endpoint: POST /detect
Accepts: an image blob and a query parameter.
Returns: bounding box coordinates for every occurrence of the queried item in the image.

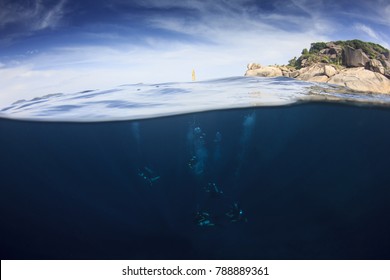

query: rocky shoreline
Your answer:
[245,40,390,94]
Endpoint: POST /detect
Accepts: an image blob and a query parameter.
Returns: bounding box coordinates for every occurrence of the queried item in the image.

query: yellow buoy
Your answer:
[192,69,196,81]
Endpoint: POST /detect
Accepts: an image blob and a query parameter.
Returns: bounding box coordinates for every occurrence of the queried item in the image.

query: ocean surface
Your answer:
[1,76,390,259]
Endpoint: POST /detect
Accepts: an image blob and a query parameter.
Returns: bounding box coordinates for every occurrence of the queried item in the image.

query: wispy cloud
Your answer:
[0,0,332,105]
[1,0,389,107]
[136,0,334,36]
[0,0,67,33]
[354,23,379,40]
[37,0,67,30]
[337,0,390,28]
[368,0,390,27]
[131,0,332,58]
[353,23,389,48]
[0,32,322,107]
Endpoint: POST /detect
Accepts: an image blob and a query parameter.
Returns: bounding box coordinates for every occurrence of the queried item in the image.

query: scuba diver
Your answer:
[194,210,215,227]
[138,166,160,186]
[226,202,247,223]
[194,202,247,227]
[204,182,223,198]
[188,156,197,170]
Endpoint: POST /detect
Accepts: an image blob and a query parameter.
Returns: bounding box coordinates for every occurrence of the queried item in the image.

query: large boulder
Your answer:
[366,59,385,75]
[246,40,390,94]
[244,59,390,94]
[380,60,390,78]
[247,63,261,70]
[307,75,330,83]
[289,70,300,78]
[298,64,327,81]
[296,64,338,82]
[328,67,390,94]
[324,65,338,77]
[245,66,283,77]
[343,46,370,67]
[329,46,342,56]
[384,50,390,60]
[276,66,294,77]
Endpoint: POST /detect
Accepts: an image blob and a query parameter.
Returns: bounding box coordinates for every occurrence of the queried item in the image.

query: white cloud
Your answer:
[0,31,324,107]
[353,23,389,48]
[355,23,380,39]
[374,1,390,26]
[385,4,390,21]
[37,0,67,30]
[339,1,390,28]
[0,0,335,107]
[0,0,67,31]
[142,0,333,36]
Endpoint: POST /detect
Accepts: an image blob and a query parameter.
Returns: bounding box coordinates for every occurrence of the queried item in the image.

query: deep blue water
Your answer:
[1,103,390,259]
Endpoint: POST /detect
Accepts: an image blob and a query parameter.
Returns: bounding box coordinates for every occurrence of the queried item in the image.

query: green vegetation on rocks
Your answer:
[288,39,390,76]
[246,40,390,94]
[334,40,388,58]
[309,42,328,53]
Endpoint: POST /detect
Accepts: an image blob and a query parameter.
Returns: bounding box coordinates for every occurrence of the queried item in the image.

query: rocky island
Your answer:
[245,40,390,94]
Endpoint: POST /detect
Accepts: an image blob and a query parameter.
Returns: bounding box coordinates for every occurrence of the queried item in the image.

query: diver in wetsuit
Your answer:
[204,182,223,198]
[226,202,247,223]
[194,211,215,227]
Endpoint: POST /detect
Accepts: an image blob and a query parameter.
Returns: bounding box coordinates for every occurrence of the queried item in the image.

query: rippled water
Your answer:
[2,76,390,122]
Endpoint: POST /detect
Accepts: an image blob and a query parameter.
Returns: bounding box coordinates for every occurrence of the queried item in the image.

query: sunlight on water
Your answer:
[1,76,390,122]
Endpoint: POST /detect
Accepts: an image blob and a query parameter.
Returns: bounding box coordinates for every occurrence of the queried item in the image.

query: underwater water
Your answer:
[1,76,390,259]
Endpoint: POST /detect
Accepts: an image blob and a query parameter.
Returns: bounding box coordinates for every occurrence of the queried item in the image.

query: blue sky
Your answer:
[0,0,389,105]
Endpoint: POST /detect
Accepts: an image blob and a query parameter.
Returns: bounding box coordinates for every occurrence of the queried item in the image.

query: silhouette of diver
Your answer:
[138,166,160,186]
[188,156,197,169]
[226,203,247,223]
[194,202,248,227]
[194,211,215,227]
[204,182,223,198]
